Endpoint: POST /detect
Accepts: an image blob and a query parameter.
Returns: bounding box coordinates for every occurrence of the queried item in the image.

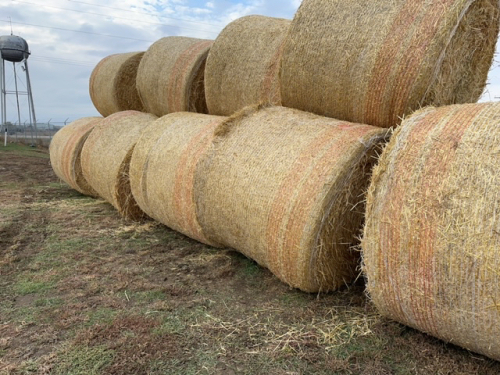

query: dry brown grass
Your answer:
[136,36,212,117]
[80,110,157,220]
[362,102,500,361]
[280,0,499,127]
[195,105,388,293]
[49,117,103,197]
[205,15,290,116]
[89,52,145,117]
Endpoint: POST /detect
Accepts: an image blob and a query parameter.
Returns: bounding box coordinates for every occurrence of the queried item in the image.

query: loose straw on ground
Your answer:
[195,105,388,292]
[362,102,500,361]
[89,52,145,117]
[205,15,291,116]
[49,117,103,197]
[81,110,157,220]
[130,112,226,247]
[280,0,499,127]
[136,36,213,117]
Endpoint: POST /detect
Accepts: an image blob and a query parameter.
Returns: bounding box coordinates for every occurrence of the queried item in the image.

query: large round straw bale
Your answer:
[195,105,388,292]
[130,112,226,246]
[205,15,291,116]
[81,110,158,220]
[136,37,213,117]
[362,102,500,361]
[49,117,103,196]
[89,52,145,117]
[280,0,499,128]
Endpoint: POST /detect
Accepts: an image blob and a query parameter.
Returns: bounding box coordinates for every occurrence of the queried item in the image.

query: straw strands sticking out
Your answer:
[49,117,103,197]
[195,105,388,292]
[81,110,158,220]
[362,102,500,361]
[130,112,226,246]
[89,52,145,117]
[136,36,213,117]
[205,15,291,116]
[280,0,499,128]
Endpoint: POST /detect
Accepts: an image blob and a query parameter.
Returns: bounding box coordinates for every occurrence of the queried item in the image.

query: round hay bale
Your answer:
[195,105,388,292]
[81,110,158,220]
[136,36,213,117]
[280,0,499,128]
[130,112,226,246]
[49,117,103,196]
[362,102,500,361]
[205,15,291,116]
[89,52,145,117]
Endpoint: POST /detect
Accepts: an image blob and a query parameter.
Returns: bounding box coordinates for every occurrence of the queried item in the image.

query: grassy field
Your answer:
[1,143,499,374]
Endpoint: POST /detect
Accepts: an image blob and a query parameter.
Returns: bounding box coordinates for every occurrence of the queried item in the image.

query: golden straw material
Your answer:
[362,102,500,361]
[205,15,291,116]
[49,117,103,196]
[130,112,226,246]
[196,105,388,292]
[280,0,499,128]
[136,36,213,117]
[81,110,158,220]
[89,52,145,117]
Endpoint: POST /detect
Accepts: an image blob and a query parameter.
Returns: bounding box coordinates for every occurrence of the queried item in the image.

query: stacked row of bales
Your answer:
[50,0,500,362]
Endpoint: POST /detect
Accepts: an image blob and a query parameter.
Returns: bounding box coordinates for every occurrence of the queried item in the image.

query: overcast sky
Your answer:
[0,0,498,125]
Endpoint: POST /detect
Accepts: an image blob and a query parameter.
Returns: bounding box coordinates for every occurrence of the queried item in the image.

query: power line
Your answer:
[30,56,96,67]
[66,0,225,28]
[0,19,155,42]
[11,0,220,35]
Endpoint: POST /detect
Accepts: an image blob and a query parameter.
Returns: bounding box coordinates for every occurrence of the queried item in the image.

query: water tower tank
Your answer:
[0,35,30,62]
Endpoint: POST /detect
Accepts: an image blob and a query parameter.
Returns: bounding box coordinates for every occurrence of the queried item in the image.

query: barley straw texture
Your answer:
[280,0,499,128]
[89,52,145,117]
[130,112,226,247]
[49,117,103,197]
[136,37,213,117]
[205,15,291,116]
[362,102,500,361]
[196,105,387,292]
[81,111,158,220]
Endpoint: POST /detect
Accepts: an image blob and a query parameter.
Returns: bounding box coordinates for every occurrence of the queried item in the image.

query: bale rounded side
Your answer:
[130,112,226,246]
[205,15,290,116]
[195,105,388,292]
[89,52,145,117]
[280,0,499,127]
[136,36,213,117]
[49,117,103,196]
[81,110,158,220]
[362,102,500,361]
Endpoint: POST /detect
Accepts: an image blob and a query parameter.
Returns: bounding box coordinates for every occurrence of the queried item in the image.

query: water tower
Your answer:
[0,34,37,145]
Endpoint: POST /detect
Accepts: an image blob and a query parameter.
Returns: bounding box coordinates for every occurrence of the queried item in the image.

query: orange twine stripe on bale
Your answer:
[167,40,214,114]
[362,102,500,361]
[129,112,226,246]
[280,0,499,128]
[196,105,388,292]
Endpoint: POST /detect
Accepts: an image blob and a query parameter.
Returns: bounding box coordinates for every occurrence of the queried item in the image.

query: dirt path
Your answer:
[1,143,499,374]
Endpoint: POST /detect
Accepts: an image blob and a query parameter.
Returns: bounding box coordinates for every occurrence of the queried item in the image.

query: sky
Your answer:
[0,0,498,126]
